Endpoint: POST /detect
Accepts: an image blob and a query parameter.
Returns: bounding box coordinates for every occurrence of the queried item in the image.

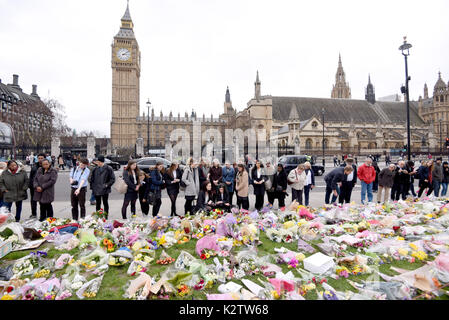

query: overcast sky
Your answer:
[1,0,448,137]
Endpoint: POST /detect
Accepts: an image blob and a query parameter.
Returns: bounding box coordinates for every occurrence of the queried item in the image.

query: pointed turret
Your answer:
[331,54,351,99]
[365,74,376,104]
[225,87,231,103]
[255,71,261,101]
[424,83,429,99]
[116,0,135,38]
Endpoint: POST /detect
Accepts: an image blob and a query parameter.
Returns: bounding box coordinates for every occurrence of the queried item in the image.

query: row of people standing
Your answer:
[0,156,58,222]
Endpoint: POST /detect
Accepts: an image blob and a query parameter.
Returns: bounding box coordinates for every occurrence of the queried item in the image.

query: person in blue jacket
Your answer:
[222,162,235,205]
[150,162,165,217]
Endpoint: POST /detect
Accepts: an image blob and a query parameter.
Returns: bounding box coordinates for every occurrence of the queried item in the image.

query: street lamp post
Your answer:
[322,108,325,167]
[146,99,151,155]
[440,119,443,155]
[399,36,412,161]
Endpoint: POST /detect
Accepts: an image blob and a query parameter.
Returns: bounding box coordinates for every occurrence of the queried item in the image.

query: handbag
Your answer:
[180,171,189,190]
[113,177,128,194]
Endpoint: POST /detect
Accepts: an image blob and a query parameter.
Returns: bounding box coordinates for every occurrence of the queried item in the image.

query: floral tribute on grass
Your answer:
[2,198,449,300]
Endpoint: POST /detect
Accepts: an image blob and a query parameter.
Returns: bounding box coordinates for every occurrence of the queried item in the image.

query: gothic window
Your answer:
[312,121,318,129]
[305,139,313,150]
[323,139,328,149]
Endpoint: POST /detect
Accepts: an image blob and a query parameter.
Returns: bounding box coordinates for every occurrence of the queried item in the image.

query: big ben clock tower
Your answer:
[111,1,141,148]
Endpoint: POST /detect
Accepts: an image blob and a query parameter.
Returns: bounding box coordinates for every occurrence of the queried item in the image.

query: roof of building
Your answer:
[270,96,425,126]
[0,81,43,105]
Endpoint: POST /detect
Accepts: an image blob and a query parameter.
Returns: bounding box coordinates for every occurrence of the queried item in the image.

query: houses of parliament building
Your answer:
[111,3,448,156]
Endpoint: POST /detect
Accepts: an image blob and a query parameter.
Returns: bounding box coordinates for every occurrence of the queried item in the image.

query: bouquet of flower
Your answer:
[108,255,130,266]
[12,256,40,277]
[176,284,191,297]
[112,227,133,247]
[100,234,117,252]
[91,209,108,220]
[200,249,217,260]
[134,249,155,265]
[157,250,175,265]
[0,227,20,248]
[76,276,103,299]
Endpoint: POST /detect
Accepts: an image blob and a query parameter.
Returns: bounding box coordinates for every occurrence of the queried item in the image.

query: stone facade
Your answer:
[418,72,449,142]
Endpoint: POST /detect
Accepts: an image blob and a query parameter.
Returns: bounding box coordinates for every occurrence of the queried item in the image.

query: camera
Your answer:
[71,180,79,186]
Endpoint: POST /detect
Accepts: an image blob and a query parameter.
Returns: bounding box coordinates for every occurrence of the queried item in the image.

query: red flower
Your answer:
[200,254,207,260]
[6,286,13,293]
[393,226,400,232]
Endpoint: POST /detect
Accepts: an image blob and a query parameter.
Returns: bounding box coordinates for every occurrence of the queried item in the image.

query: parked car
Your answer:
[278,155,325,176]
[135,157,172,173]
[104,158,121,171]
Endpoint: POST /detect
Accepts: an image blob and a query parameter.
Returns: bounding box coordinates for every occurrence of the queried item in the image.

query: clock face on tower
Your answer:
[117,48,131,61]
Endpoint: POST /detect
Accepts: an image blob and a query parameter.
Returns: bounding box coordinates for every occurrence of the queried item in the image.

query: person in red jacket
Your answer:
[357,157,376,204]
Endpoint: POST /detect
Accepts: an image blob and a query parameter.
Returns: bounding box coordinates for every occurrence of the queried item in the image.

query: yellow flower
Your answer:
[1,294,15,300]
[40,231,49,238]
[271,290,280,299]
[396,236,405,241]
[409,243,418,251]
[398,248,409,256]
[296,253,306,262]
[158,235,166,246]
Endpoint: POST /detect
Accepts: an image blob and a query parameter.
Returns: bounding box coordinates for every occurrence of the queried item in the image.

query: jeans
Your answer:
[409,182,417,197]
[433,180,441,197]
[237,196,249,210]
[90,192,96,203]
[304,185,311,206]
[30,188,38,217]
[325,186,338,204]
[360,181,373,204]
[3,201,23,222]
[291,189,303,205]
[152,198,162,217]
[71,187,86,220]
[95,194,109,214]
[39,203,54,222]
[442,183,448,197]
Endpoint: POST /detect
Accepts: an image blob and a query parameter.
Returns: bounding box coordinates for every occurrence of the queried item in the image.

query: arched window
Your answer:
[323,139,328,149]
[312,121,318,129]
[306,139,313,150]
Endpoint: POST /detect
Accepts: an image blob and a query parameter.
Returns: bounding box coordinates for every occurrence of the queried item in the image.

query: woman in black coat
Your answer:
[164,162,182,217]
[214,184,231,212]
[122,160,140,219]
[272,164,288,209]
[138,171,151,216]
[251,160,266,211]
[195,181,216,213]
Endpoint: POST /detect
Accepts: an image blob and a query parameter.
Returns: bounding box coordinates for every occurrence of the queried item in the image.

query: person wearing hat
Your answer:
[88,155,115,214]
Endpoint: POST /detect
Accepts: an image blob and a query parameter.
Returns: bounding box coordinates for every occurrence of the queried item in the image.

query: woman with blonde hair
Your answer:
[303,162,315,206]
[182,158,200,215]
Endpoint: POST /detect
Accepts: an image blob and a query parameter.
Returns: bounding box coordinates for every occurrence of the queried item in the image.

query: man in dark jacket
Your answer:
[28,153,46,219]
[391,161,410,201]
[88,155,115,214]
[432,157,444,197]
[325,166,353,205]
[339,158,357,204]
[377,164,396,203]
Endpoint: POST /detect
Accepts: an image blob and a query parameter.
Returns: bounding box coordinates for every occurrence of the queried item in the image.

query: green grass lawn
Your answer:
[2,230,448,300]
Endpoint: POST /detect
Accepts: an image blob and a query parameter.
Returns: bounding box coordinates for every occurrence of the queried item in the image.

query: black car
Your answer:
[105,158,121,171]
[278,155,325,176]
